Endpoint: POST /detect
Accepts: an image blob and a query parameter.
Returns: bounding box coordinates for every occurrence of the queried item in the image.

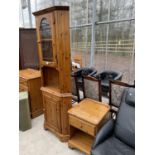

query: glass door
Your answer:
[40,18,53,62]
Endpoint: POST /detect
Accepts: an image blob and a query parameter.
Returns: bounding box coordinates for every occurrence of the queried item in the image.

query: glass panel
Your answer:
[41,41,53,61]
[110,0,135,20]
[106,21,135,83]
[40,18,53,61]
[96,0,109,22]
[94,24,107,72]
[71,26,92,67]
[40,18,51,39]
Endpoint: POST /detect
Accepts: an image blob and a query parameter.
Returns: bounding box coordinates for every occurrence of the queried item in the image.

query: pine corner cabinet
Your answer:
[33,6,72,142]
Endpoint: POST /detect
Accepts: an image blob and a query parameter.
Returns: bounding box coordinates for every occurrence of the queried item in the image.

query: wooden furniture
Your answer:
[83,76,102,101]
[71,72,81,103]
[19,28,39,70]
[68,99,110,155]
[19,69,43,118]
[109,80,135,115]
[33,6,72,142]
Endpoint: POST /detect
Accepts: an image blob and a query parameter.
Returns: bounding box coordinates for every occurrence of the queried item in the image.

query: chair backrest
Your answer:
[109,80,135,112]
[83,75,102,101]
[71,74,80,102]
[114,87,135,148]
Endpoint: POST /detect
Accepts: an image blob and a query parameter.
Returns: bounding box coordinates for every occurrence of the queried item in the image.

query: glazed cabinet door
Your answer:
[43,94,61,132]
[36,13,57,68]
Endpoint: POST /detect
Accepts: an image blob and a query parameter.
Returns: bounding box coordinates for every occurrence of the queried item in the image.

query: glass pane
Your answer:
[94,24,107,71]
[70,0,92,26]
[96,0,109,22]
[41,41,53,62]
[40,18,51,39]
[110,0,135,20]
[40,18,53,61]
[71,26,92,67]
[106,21,135,83]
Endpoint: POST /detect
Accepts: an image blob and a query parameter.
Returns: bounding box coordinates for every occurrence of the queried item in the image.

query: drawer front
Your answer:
[69,115,95,136]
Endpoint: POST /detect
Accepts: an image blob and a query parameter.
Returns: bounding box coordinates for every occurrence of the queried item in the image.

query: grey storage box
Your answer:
[19,91,31,131]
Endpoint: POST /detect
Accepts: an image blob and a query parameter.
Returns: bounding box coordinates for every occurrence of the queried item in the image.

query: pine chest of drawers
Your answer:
[19,69,43,118]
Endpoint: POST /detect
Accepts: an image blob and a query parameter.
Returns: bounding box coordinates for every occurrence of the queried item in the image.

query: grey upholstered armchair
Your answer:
[91,86,135,155]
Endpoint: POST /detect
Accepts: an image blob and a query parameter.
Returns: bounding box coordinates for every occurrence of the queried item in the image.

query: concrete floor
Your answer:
[19,95,109,155]
[19,115,84,155]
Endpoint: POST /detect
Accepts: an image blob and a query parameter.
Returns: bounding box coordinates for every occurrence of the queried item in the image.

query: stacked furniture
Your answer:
[91,81,135,155]
[33,6,72,142]
[19,68,43,118]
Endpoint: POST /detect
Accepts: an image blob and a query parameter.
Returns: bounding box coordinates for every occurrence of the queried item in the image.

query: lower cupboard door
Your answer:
[44,96,61,132]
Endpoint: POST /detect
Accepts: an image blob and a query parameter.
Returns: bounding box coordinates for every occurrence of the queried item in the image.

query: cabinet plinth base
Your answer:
[31,109,43,118]
[44,122,70,142]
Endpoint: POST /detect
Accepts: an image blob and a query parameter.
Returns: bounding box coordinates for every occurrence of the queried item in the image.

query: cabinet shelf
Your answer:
[41,61,57,68]
[37,39,52,43]
[68,130,93,155]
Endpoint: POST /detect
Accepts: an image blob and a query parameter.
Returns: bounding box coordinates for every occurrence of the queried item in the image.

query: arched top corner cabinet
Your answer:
[33,6,70,69]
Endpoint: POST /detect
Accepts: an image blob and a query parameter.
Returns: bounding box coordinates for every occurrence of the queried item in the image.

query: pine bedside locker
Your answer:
[68,99,110,155]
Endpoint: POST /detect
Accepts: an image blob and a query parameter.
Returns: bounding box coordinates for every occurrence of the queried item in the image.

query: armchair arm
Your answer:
[91,119,115,149]
[114,73,123,80]
[89,70,97,76]
[94,73,102,79]
[95,72,105,80]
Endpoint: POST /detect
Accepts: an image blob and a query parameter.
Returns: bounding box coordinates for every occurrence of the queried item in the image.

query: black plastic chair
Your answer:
[96,70,122,96]
[74,67,97,91]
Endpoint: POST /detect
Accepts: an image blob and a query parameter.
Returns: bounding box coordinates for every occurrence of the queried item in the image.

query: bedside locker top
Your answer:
[19,68,41,80]
[68,98,110,125]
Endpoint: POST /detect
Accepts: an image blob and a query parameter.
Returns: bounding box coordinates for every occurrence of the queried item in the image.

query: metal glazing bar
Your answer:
[35,0,37,11]
[70,18,135,29]
[90,0,97,67]
[27,0,32,27]
[70,23,92,29]
[105,0,111,69]
[20,0,25,27]
[84,0,89,66]
[97,18,135,25]
[53,0,55,5]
